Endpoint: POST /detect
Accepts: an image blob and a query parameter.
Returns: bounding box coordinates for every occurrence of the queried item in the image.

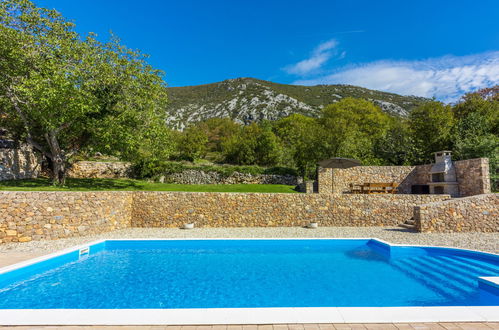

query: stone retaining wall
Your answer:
[131,192,448,228]
[415,193,498,233]
[67,161,132,179]
[0,191,133,243]
[0,146,41,181]
[10,188,499,244]
[0,191,449,244]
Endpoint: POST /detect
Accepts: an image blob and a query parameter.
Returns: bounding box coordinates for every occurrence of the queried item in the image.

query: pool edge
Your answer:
[0,306,497,325]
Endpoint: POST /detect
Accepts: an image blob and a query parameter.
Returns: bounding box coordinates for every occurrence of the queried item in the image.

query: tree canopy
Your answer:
[0,0,172,184]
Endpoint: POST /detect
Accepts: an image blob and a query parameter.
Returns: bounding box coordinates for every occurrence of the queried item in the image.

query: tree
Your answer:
[174,126,209,161]
[452,87,499,191]
[0,0,171,184]
[318,98,391,164]
[375,120,416,165]
[222,123,282,166]
[194,118,240,153]
[273,114,323,178]
[408,101,454,163]
[453,86,499,135]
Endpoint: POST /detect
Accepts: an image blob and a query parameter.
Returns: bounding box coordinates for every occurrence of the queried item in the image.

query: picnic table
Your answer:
[349,182,399,194]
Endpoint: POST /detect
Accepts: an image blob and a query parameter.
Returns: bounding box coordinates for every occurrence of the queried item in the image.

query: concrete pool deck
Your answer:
[0,227,498,328]
[0,323,498,329]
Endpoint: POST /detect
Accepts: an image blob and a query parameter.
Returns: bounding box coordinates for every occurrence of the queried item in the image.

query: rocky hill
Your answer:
[166,78,428,130]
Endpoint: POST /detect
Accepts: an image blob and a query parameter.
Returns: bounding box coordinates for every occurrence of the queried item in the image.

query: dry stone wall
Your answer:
[164,169,301,185]
[317,167,333,194]
[67,161,301,185]
[4,189,496,244]
[415,193,498,233]
[0,191,133,243]
[131,192,448,228]
[0,146,41,181]
[67,161,132,179]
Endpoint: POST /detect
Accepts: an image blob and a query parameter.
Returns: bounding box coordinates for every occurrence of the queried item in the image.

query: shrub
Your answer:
[131,160,297,180]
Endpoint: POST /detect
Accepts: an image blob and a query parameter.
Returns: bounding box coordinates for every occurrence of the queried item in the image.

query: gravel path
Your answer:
[1,227,498,254]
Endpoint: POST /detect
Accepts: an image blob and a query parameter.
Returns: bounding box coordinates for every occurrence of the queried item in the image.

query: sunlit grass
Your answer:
[0,178,299,193]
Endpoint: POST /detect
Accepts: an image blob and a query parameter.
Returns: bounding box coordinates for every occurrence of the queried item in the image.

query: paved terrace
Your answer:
[0,323,498,329]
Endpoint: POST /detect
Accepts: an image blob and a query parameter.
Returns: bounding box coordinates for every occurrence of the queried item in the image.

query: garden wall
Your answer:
[0,191,448,244]
[415,193,498,233]
[0,191,133,243]
[0,145,41,181]
[67,161,301,185]
[131,192,447,228]
[67,161,132,179]
[163,170,301,185]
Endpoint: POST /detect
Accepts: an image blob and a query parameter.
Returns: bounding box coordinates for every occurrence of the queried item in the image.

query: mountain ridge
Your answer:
[165,77,429,130]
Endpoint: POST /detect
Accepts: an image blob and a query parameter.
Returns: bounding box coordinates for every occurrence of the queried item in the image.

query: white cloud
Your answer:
[293,51,499,103]
[284,39,339,76]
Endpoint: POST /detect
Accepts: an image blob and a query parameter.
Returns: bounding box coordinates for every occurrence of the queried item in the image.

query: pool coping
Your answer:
[0,237,498,325]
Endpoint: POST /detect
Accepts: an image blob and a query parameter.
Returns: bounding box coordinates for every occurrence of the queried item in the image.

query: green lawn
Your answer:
[0,178,299,193]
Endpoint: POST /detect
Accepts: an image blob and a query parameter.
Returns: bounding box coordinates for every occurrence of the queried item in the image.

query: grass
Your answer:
[0,178,299,193]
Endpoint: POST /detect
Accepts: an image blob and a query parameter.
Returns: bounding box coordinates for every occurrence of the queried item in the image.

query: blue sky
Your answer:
[36,0,499,102]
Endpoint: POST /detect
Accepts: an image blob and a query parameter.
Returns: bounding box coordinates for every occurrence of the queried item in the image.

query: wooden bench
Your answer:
[349,183,363,194]
[350,182,399,194]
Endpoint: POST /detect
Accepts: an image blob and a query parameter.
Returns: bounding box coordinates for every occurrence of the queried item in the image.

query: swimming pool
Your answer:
[0,238,498,324]
[1,238,498,308]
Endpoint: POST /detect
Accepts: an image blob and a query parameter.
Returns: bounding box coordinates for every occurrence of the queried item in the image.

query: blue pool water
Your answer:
[0,239,498,309]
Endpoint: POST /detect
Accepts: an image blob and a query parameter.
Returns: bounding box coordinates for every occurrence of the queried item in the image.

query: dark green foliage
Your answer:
[451,91,499,191]
[374,121,416,165]
[408,101,455,164]
[195,118,240,152]
[173,127,209,161]
[272,114,324,179]
[222,123,282,166]
[131,160,297,180]
[318,98,391,165]
[131,159,185,178]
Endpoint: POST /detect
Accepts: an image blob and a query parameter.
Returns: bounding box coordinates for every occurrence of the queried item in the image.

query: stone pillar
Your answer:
[317,167,333,194]
[478,158,491,194]
[304,180,315,193]
[455,158,491,196]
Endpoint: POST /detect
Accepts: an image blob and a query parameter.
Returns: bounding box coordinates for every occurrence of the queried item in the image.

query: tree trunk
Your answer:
[46,131,66,186]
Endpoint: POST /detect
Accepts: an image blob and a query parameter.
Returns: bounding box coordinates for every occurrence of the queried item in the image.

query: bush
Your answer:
[131,160,297,180]
[131,160,185,179]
